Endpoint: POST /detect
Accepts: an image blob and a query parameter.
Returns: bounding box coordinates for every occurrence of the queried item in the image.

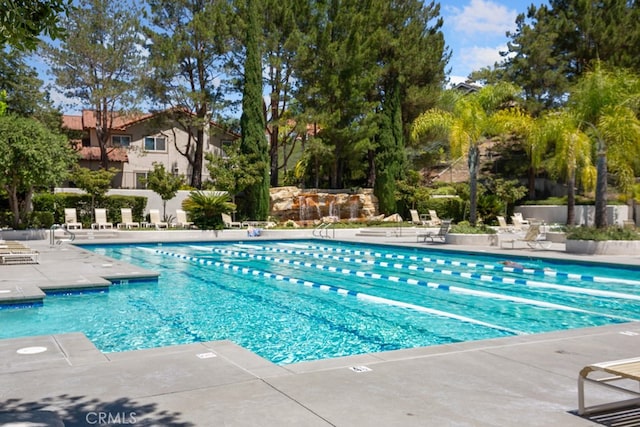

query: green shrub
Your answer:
[29,211,54,228]
[566,226,640,241]
[182,191,235,230]
[32,192,147,226]
[449,221,497,234]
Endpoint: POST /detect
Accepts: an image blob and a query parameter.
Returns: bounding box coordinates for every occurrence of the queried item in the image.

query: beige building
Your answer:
[63,109,239,189]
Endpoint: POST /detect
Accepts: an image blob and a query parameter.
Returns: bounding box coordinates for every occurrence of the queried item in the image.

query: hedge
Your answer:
[33,193,147,228]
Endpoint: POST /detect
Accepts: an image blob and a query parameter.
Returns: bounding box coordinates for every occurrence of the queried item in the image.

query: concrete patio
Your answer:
[1,228,639,426]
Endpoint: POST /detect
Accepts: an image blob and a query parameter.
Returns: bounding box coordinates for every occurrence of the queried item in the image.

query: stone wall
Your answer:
[269,187,378,221]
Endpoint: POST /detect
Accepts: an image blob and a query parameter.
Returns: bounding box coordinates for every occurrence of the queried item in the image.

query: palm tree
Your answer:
[538,111,595,225]
[568,65,640,227]
[411,83,520,225]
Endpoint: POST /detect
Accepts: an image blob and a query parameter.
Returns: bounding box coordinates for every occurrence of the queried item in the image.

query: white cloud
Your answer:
[452,0,517,35]
[459,44,508,73]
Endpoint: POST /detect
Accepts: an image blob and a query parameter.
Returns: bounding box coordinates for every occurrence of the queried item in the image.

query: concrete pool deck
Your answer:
[1,228,639,426]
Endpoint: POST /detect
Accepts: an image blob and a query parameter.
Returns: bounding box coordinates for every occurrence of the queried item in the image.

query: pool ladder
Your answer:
[313,221,335,239]
[49,224,76,246]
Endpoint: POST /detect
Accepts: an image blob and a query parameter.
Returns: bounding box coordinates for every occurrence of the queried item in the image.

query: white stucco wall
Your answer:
[515,205,632,226]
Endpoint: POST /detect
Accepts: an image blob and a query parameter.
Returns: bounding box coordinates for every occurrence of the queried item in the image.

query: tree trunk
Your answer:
[366,149,375,188]
[566,173,575,226]
[269,95,279,187]
[468,144,479,226]
[527,165,536,199]
[191,125,204,189]
[594,149,608,228]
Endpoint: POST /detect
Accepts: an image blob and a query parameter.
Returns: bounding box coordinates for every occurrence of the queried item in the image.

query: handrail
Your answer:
[50,224,75,246]
[312,221,335,239]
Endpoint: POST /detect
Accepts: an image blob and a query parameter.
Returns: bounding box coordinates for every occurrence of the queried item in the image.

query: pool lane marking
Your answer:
[220,245,640,303]
[275,242,640,287]
[144,247,524,335]
[210,247,638,323]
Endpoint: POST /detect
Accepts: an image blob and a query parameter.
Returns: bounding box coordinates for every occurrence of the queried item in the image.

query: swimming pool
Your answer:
[1,240,639,364]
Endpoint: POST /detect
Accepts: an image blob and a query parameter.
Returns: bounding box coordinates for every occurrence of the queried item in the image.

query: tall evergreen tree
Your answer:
[370,0,447,213]
[261,0,307,187]
[294,1,380,189]
[239,0,268,220]
[144,0,233,189]
[494,0,640,110]
[1,0,70,51]
[43,0,143,169]
[0,49,61,128]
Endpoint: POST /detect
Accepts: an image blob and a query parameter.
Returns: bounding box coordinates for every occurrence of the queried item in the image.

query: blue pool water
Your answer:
[1,240,639,365]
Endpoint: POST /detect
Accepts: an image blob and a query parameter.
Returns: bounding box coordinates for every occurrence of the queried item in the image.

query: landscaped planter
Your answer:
[565,239,640,255]
[545,231,566,243]
[0,229,47,241]
[445,233,498,246]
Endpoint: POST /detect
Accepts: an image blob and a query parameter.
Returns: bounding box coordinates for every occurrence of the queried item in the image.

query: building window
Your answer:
[112,135,131,147]
[135,172,147,189]
[144,136,166,152]
[221,139,233,147]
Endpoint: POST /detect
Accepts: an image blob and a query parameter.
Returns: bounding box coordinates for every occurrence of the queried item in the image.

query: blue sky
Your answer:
[441,0,547,84]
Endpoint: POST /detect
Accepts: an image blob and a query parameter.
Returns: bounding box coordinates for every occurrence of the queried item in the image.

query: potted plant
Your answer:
[445,221,498,246]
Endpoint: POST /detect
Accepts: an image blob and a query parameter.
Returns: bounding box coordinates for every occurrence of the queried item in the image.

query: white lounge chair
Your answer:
[149,209,168,229]
[117,208,140,229]
[222,213,242,228]
[0,241,39,264]
[578,356,640,415]
[64,208,82,230]
[513,212,530,225]
[173,209,194,228]
[497,215,514,232]
[409,209,430,226]
[428,209,442,226]
[92,208,113,229]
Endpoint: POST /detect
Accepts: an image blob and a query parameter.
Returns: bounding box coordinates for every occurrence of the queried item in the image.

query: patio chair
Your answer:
[497,215,514,232]
[500,223,551,249]
[117,208,140,229]
[64,208,82,230]
[417,220,451,243]
[510,215,529,231]
[173,209,194,228]
[91,208,113,230]
[513,212,530,225]
[409,209,431,226]
[578,356,640,415]
[428,209,442,226]
[149,209,169,229]
[222,213,242,228]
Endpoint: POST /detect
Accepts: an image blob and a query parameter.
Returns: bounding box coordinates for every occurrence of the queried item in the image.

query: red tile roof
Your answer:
[63,110,154,131]
[62,108,238,136]
[76,146,128,162]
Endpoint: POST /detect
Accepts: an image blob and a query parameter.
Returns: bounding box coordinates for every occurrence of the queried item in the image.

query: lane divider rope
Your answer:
[210,247,638,323]
[275,242,640,287]
[142,247,524,335]
[222,245,640,302]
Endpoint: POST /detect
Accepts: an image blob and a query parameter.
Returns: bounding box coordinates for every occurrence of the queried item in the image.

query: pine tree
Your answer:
[144,0,233,189]
[44,0,143,170]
